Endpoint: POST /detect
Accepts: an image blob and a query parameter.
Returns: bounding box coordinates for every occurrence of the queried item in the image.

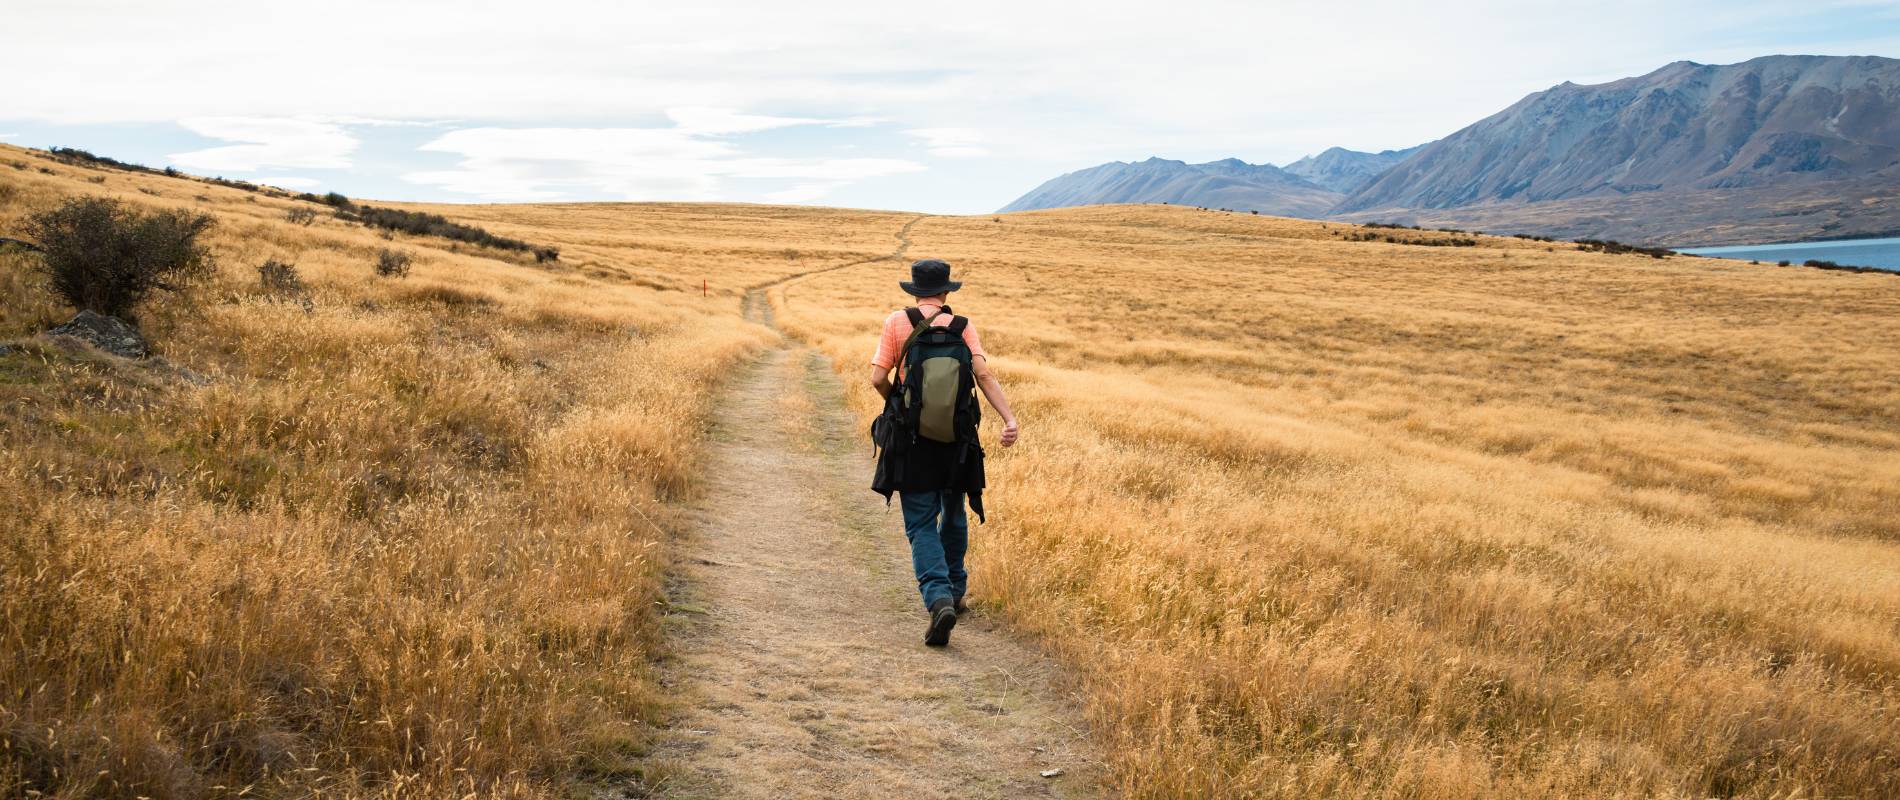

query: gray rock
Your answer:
[0,343,18,357]
[44,310,148,359]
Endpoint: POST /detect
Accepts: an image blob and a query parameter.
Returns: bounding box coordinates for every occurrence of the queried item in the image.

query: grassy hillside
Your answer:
[0,144,883,797]
[5,140,1899,798]
[771,207,1900,797]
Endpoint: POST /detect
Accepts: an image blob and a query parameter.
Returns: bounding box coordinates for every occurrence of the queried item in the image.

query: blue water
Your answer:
[1677,236,1900,272]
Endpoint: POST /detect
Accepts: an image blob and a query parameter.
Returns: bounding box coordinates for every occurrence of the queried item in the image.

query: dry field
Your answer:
[6,137,1899,799]
[0,143,898,797]
[771,207,1900,798]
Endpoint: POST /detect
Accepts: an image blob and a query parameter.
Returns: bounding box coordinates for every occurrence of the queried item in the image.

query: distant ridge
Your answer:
[1283,145,1424,194]
[1002,55,1900,245]
[997,156,1342,218]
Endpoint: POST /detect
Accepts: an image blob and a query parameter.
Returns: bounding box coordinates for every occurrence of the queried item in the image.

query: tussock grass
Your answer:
[773,206,1900,798]
[0,143,782,798]
[11,139,1899,797]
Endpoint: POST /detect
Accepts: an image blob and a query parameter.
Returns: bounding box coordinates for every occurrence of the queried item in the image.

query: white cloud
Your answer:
[0,133,15,139]
[405,111,925,202]
[170,117,357,171]
[766,182,847,203]
[667,107,830,135]
[2,0,1894,211]
[906,128,990,158]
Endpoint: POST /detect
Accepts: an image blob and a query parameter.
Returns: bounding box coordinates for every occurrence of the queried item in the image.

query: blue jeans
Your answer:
[899,490,967,609]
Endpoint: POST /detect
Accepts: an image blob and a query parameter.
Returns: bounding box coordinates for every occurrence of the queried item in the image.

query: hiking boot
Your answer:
[924,597,958,647]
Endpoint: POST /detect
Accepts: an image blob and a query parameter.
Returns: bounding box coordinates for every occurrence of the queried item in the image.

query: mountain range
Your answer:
[1001,55,1900,246]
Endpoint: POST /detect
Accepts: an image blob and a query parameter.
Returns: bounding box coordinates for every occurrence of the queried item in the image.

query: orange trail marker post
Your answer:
[702,279,707,297]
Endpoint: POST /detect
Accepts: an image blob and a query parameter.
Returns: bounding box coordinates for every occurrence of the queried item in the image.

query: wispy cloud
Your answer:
[906,128,990,158]
[406,109,925,202]
[170,117,357,171]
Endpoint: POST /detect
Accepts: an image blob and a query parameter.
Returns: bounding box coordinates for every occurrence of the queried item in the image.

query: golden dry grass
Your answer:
[0,144,866,797]
[8,139,1900,798]
[771,206,1900,798]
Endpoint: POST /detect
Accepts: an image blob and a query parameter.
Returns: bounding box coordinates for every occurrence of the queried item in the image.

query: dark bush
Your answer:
[322,192,352,208]
[48,146,156,174]
[86,175,107,184]
[206,176,260,193]
[24,196,216,319]
[338,203,550,256]
[375,248,414,278]
[257,259,304,294]
[1778,260,1791,267]
[163,166,181,178]
[533,246,560,263]
[1576,238,1674,259]
[1804,259,1838,269]
[285,207,318,226]
[7,160,26,171]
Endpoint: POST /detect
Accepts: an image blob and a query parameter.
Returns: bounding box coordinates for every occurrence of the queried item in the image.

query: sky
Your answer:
[3,0,1897,214]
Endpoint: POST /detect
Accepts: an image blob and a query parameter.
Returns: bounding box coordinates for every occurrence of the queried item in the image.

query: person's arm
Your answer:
[869,312,899,398]
[869,364,894,399]
[971,355,1019,447]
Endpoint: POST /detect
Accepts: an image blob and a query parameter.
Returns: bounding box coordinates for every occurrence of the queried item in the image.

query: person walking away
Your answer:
[868,259,1019,647]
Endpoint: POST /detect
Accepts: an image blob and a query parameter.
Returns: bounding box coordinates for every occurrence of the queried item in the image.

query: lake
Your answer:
[1677,236,1900,272]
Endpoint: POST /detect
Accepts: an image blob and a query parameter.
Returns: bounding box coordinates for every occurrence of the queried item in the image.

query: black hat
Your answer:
[900,259,961,297]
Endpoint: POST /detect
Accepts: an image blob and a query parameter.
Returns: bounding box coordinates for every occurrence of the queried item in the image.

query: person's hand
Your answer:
[1000,418,1020,448]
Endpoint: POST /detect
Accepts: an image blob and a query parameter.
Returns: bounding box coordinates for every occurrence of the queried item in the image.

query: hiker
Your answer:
[869,259,1019,647]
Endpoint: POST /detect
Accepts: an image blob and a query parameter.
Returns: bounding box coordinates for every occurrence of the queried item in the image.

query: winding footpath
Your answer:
[644,220,1102,798]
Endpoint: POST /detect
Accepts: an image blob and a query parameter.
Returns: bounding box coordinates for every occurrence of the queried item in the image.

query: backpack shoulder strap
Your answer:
[946,316,968,336]
[894,307,950,379]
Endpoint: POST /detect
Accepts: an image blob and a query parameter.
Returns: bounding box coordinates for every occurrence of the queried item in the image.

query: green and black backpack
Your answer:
[898,307,978,444]
[870,306,987,517]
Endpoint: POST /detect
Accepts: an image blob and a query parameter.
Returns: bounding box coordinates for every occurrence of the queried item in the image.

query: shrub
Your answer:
[48,146,155,174]
[375,248,414,278]
[256,259,304,294]
[1778,260,1791,267]
[338,203,550,256]
[206,176,260,193]
[322,192,352,208]
[285,207,318,226]
[86,176,106,184]
[163,166,181,178]
[1805,259,1839,268]
[24,196,216,319]
[1576,238,1673,259]
[7,160,26,171]
[533,246,560,264]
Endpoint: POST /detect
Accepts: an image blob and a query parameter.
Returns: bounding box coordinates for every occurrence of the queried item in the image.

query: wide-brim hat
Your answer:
[900,259,961,297]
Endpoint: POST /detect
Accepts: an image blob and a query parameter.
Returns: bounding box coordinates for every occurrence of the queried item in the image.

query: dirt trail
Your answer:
[644,223,1101,798]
